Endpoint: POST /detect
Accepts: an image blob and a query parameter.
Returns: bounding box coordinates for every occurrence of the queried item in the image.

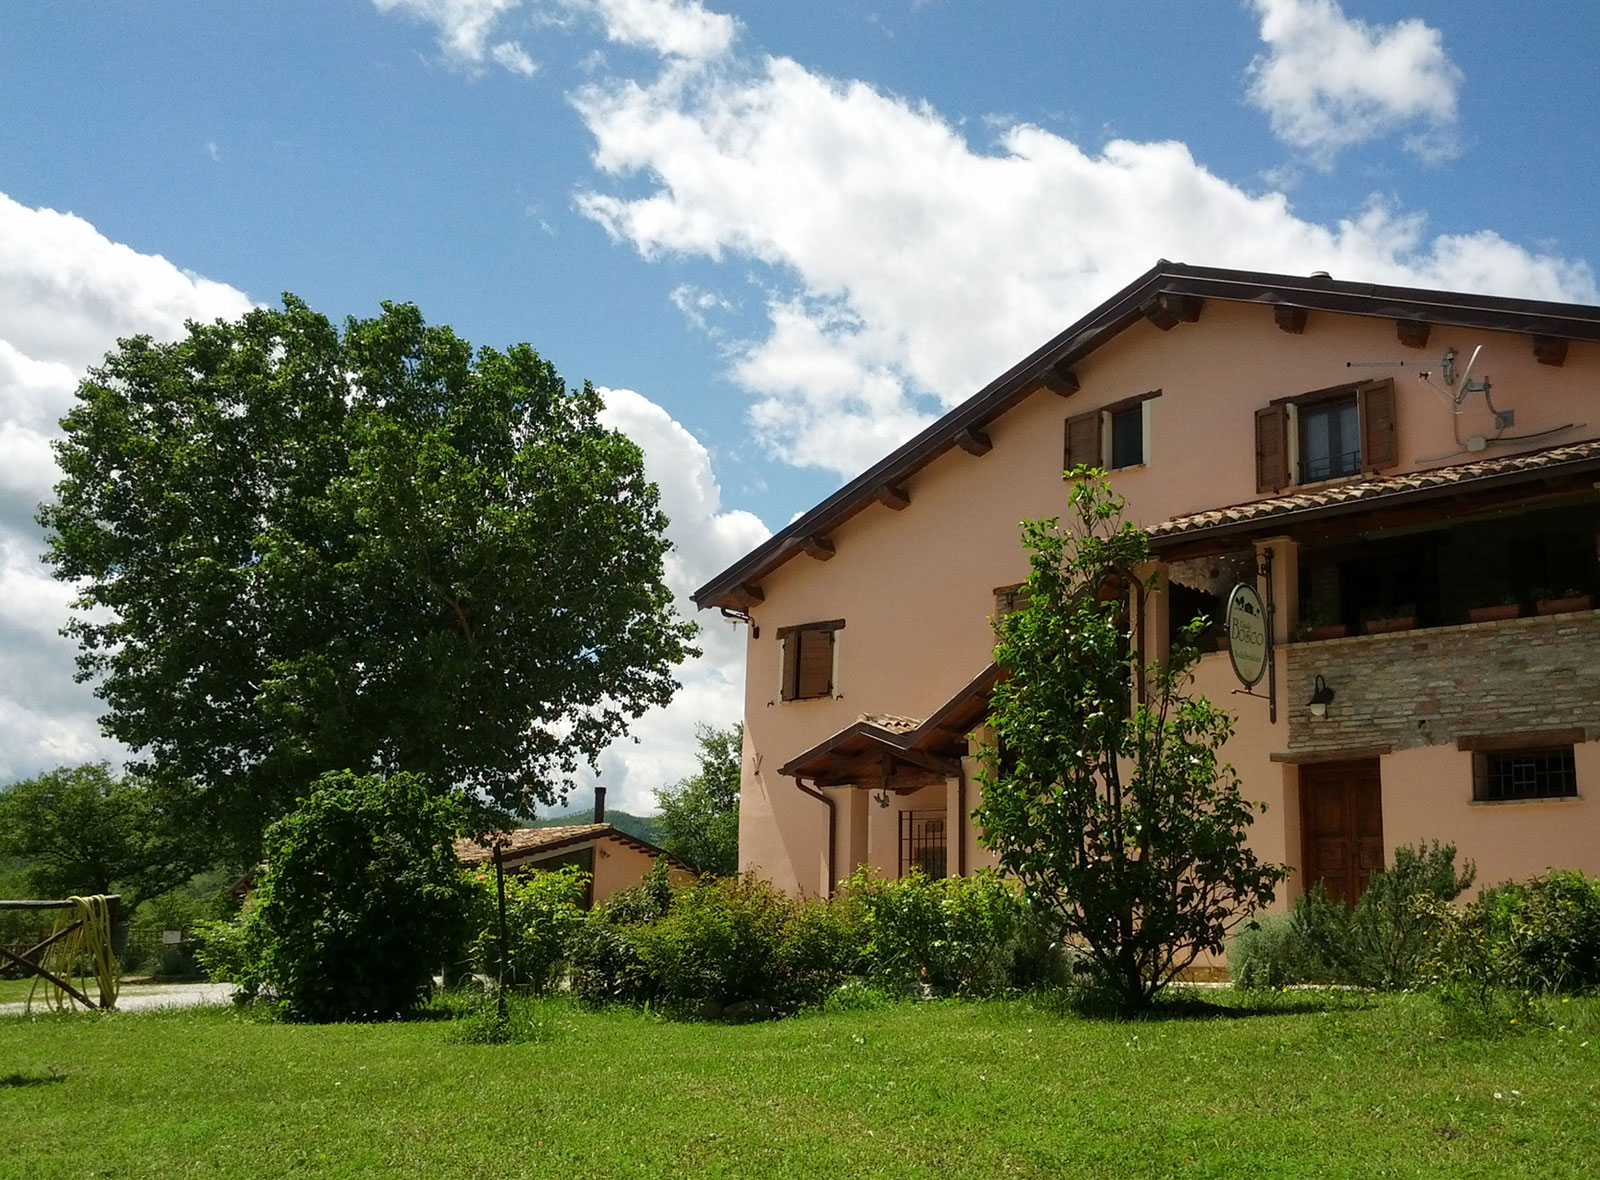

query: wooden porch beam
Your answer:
[797,535,835,561]
[1142,292,1203,331]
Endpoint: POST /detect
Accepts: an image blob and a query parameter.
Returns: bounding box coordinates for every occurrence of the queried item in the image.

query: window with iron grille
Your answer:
[898,811,948,879]
[1474,746,1578,802]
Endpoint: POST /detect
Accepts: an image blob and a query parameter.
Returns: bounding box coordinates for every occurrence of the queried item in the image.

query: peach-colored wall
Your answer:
[585,839,695,905]
[737,298,1600,897]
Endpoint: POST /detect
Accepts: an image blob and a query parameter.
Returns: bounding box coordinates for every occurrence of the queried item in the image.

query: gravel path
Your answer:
[0,981,236,1016]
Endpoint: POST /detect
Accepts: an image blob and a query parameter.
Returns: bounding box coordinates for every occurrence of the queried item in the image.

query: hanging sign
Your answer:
[1225,583,1269,688]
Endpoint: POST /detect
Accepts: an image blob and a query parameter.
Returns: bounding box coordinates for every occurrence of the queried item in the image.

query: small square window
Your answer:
[1474,746,1578,801]
[778,620,842,701]
[1109,405,1144,469]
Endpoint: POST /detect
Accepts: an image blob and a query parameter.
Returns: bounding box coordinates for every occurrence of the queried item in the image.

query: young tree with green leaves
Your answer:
[40,298,698,856]
[977,471,1285,1010]
[655,723,742,876]
[0,763,203,911]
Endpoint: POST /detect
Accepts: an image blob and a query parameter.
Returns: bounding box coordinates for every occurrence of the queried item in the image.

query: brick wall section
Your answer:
[1285,610,1600,755]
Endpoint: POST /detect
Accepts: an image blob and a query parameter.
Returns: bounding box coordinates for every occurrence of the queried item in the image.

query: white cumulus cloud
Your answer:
[592,385,769,812]
[571,43,1590,478]
[1246,0,1464,167]
[0,193,254,786]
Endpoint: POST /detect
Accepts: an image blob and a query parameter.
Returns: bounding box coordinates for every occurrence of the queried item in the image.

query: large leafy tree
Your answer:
[0,763,202,911]
[41,298,698,855]
[654,722,742,876]
[977,471,1285,1009]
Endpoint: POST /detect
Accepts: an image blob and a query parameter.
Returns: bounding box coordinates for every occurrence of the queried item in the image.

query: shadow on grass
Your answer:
[1,1069,66,1088]
[1037,988,1372,1023]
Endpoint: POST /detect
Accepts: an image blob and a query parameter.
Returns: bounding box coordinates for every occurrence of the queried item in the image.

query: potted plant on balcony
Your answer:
[1535,587,1594,615]
[1361,603,1417,635]
[1468,592,1523,624]
[1295,606,1348,642]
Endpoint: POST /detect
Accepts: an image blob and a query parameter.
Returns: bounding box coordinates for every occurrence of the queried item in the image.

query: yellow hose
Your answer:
[26,895,121,1013]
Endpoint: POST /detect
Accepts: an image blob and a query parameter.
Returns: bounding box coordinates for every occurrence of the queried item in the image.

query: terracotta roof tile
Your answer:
[858,713,923,734]
[1150,440,1600,541]
[454,824,611,865]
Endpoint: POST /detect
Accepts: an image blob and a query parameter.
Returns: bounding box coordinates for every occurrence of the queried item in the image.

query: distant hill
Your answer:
[527,807,664,847]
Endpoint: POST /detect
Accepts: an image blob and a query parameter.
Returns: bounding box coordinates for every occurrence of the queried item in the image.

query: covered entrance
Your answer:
[1299,758,1384,907]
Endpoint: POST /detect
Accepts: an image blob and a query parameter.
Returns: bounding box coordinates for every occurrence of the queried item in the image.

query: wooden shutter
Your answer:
[1255,404,1288,492]
[795,628,834,698]
[780,633,800,701]
[1065,411,1101,472]
[1359,379,1398,471]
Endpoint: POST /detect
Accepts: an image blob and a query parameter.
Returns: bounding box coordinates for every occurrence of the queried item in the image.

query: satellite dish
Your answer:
[1454,344,1483,404]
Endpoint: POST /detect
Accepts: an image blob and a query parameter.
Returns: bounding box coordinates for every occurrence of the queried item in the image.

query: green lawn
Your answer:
[2,992,1598,1179]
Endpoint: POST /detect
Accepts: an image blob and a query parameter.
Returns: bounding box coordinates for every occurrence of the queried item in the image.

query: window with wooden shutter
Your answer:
[1065,411,1101,471]
[993,584,1030,618]
[1358,378,1398,471]
[777,620,844,701]
[1255,404,1288,492]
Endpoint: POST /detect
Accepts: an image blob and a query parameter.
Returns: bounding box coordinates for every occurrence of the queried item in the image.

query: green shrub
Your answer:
[466,864,588,993]
[1421,869,1600,1003]
[1292,841,1474,990]
[843,867,1030,997]
[235,770,475,1021]
[630,875,798,1015]
[1229,912,1332,989]
[569,912,661,1009]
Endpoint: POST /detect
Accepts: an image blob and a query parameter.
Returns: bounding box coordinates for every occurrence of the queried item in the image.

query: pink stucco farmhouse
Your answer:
[694,262,1600,913]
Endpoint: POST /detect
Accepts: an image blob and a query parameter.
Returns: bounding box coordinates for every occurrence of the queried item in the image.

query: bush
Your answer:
[1229,912,1331,989]
[843,867,1034,997]
[233,770,475,1021]
[1421,869,1600,1003]
[466,865,588,993]
[1292,841,1474,990]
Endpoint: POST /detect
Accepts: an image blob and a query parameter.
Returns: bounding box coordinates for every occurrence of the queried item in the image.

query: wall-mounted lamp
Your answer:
[874,785,892,808]
[1308,674,1335,718]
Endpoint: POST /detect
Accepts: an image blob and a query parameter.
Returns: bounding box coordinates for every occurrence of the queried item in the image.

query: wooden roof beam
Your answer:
[1142,292,1203,331]
[875,483,911,511]
[1039,361,1081,397]
[1533,335,1569,367]
[1396,319,1431,349]
[1274,304,1308,334]
[955,426,993,456]
[798,535,835,561]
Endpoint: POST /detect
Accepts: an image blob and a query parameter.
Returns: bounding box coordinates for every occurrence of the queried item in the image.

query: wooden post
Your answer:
[493,840,509,1025]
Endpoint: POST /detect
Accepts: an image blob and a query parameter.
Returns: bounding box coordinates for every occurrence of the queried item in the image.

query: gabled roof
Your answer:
[693,262,1600,611]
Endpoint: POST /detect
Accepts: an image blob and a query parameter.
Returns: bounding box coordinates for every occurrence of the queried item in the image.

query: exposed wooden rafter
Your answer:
[955,426,993,456]
[1532,335,1569,367]
[798,535,835,561]
[1274,304,1308,335]
[1038,361,1081,397]
[728,583,764,609]
[1141,292,1203,331]
[1396,319,1431,349]
[874,484,911,511]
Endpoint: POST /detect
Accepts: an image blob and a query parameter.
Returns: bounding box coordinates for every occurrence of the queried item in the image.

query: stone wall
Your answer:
[1284,610,1600,755]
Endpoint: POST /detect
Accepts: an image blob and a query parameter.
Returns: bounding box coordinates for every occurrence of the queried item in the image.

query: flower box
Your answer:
[1536,594,1593,616]
[1468,604,1522,623]
[1305,623,1349,641]
[1362,616,1416,635]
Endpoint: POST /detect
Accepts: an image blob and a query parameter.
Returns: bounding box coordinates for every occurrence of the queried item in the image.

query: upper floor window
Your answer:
[1065,391,1160,473]
[777,619,843,701]
[1255,378,1396,493]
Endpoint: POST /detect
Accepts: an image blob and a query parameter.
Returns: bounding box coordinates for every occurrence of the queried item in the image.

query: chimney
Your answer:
[593,786,607,824]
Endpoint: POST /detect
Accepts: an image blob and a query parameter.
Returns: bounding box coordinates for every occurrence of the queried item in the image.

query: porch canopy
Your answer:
[779,664,1000,791]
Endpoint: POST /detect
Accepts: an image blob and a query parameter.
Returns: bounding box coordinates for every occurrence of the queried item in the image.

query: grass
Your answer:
[2,990,1598,1179]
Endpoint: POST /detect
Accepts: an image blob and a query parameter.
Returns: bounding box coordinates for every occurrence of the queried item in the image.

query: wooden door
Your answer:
[1299,759,1384,908]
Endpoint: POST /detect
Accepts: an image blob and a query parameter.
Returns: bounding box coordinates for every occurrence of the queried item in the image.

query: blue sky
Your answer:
[2,0,1597,808]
